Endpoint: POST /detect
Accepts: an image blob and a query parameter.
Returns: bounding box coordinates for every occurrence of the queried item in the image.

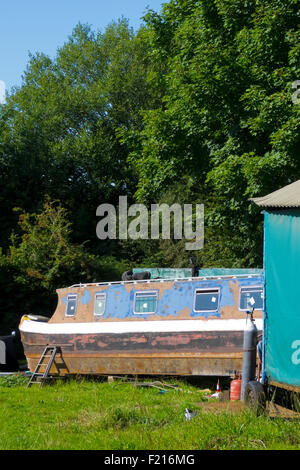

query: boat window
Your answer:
[134,291,158,314]
[240,286,264,310]
[65,294,78,316]
[194,289,220,312]
[94,292,106,316]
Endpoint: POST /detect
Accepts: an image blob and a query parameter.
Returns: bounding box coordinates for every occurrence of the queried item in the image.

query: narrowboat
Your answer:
[19,268,264,377]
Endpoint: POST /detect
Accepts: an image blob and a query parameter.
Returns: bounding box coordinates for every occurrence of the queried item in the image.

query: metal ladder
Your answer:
[27,346,67,388]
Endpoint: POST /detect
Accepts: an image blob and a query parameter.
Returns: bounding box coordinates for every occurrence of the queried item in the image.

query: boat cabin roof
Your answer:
[67,272,263,290]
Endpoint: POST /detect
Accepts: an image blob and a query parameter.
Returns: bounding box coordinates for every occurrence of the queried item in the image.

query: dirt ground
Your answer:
[198,390,300,419]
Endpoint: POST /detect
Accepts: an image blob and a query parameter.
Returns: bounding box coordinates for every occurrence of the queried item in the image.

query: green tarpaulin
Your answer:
[133,267,262,279]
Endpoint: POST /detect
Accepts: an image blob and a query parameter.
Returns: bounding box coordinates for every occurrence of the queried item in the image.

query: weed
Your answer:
[0,373,28,387]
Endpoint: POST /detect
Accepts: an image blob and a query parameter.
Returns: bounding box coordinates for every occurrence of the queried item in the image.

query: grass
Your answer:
[0,374,300,450]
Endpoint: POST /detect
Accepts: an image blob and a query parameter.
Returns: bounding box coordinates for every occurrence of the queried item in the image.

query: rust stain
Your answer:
[158,282,174,300]
[220,280,240,319]
[219,280,263,320]
[151,335,191,347]
[26,354,243,376]
[177,306,191,316]
[25,351,243,359]
[68,335,96,346]
[132,336,148,344]
[270,381,300,394]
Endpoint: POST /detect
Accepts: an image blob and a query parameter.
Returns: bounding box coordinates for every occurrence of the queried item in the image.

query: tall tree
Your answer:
[123,0,300,267]
[0,19,157,252]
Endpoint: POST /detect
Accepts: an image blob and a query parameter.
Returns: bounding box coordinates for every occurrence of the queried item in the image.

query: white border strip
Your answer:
[20,318,262,335]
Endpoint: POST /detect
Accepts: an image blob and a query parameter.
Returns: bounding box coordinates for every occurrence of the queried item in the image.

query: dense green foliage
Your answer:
[123,0,300,266]
[0,19,156,332]
[0,1,299,333]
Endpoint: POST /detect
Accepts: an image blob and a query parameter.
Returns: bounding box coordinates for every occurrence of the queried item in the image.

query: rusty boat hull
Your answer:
[20,320,256,376]
[19,274,264,377]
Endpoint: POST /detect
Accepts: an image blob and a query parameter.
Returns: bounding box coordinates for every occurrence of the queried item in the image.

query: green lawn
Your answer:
[0,375,299,450]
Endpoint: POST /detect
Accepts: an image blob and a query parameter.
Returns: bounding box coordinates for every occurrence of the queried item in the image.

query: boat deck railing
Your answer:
[68,273,263,289]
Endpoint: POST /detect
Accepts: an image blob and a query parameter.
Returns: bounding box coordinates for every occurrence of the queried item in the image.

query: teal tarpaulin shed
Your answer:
[252,179,300,388]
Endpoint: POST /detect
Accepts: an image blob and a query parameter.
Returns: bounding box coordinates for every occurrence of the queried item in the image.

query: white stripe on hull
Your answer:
[19,318,262,335]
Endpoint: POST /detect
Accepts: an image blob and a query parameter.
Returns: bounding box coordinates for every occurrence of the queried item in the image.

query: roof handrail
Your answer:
[66,273,263,289]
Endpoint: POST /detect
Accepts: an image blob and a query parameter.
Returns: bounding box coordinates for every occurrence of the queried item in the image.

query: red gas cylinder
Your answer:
[230,375,242,401]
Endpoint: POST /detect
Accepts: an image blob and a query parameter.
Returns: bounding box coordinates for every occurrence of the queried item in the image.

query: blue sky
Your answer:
[0,0,165,96]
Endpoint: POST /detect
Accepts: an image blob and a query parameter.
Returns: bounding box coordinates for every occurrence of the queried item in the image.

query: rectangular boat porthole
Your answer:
[194,288,220,313]
[239,286,264,311]
[134,290,158,314]
[94,292,107,316]
[65,294,78,317]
